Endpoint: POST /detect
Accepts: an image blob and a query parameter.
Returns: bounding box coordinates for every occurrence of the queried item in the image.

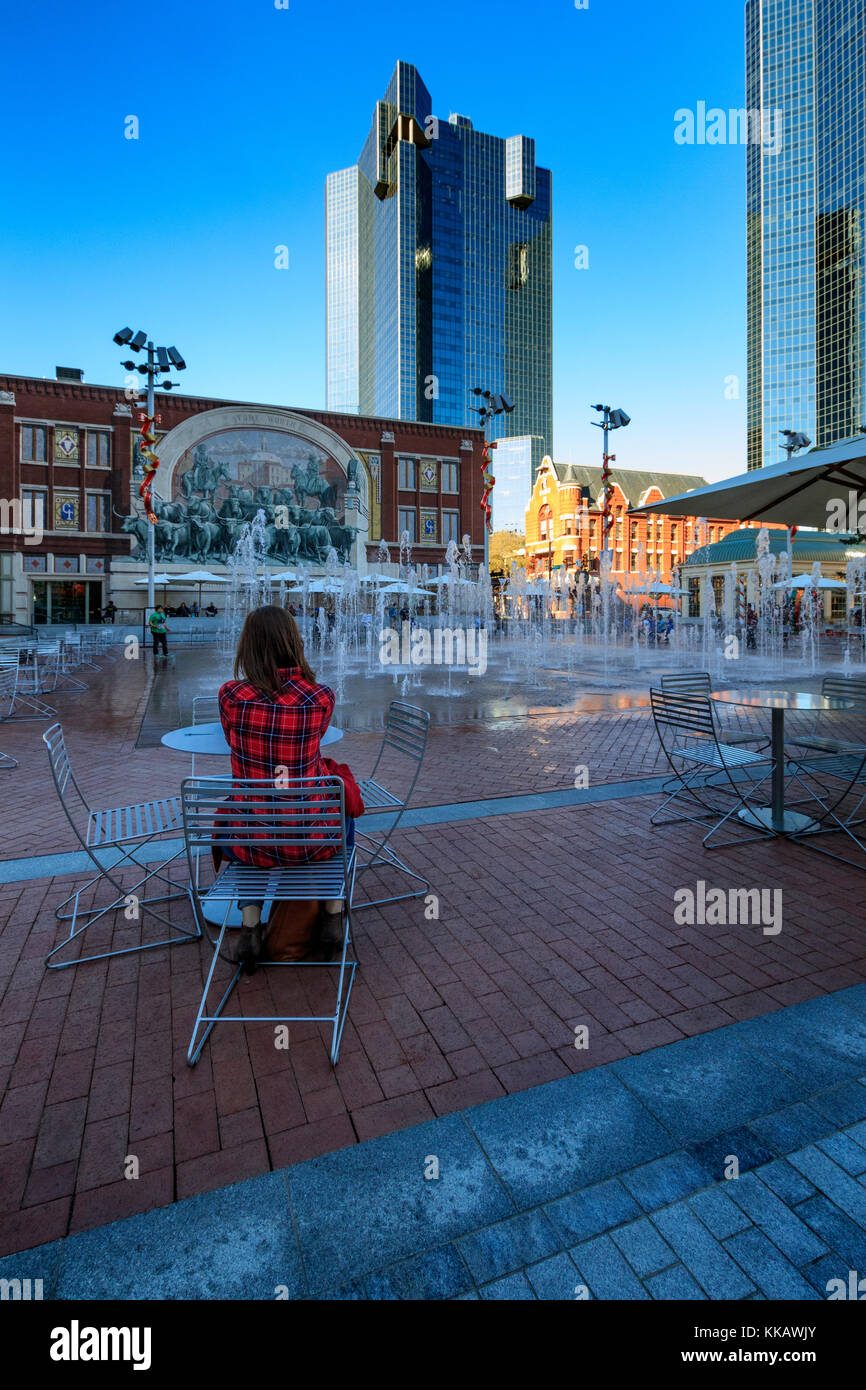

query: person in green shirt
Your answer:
[149,605,169,658]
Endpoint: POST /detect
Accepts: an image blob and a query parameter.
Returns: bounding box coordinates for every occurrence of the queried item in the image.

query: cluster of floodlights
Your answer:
[780,429,812,459]
[113,328,187,391]
[471,388,515,428]
[591,404,631,431]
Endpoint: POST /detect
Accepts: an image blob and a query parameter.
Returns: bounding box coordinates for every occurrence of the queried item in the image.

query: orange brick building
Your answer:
[524,458,741,581]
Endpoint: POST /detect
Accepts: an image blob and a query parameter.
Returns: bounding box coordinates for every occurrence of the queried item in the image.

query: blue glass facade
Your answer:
[490,435,546,532]
[326,62,553,467]
[747,0,866,470]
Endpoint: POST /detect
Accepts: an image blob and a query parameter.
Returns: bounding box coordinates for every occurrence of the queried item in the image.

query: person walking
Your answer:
[149,604,169,658]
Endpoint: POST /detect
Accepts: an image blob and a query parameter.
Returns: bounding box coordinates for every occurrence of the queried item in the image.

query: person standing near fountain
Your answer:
[217,605,363,971]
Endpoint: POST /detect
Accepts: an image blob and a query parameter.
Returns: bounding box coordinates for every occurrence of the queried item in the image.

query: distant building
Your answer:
[523,457,741,583]
[490,435,545,532]
[746,0,866,469]
[0,370,486,625]
[683,528,866,623]
[326,61,553,461]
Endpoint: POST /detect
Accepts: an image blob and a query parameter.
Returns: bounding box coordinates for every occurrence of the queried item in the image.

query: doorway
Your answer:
[31,580,103,625]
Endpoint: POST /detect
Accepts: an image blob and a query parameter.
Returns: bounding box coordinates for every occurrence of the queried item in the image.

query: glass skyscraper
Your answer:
[326,62,553,468]
[746,0,866,470]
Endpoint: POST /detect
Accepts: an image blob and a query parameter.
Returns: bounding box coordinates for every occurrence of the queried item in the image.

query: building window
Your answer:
[442,510,459,544]
[21,426,47,462]
[20,488,47,532]
[87,432,111,468]
[565,517,573,536]
[398,508,416,542]
[86,493,110,533]
[688,577,701,618]
[398,457,417,490]
[441,461,459,492]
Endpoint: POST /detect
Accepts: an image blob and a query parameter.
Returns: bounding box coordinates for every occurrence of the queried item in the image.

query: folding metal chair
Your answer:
[787,675,866,756]
[0,650,56,720]
[183,774,357,1066]
[786,692,866,867]
[52,636,87,693]
[660,671,768,748]
[0,665,19,769]
[650,689,776,847]
[353,701,430,909]
[42,723,199,968]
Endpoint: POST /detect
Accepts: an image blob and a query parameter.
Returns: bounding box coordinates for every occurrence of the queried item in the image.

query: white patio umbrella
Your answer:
[135,574,173,604]
[170,569,230,609]
[630,435,866,528]
[380,583,430,598]
[771,575,847,591]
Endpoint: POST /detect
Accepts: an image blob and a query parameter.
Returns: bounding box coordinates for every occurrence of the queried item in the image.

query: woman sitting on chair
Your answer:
[218,605,362,972]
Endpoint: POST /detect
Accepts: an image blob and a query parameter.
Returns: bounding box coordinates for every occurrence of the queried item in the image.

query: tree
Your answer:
[488,529,525,576]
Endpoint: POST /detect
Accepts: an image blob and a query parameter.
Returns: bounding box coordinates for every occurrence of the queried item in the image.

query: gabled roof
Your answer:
[542,463,708,508]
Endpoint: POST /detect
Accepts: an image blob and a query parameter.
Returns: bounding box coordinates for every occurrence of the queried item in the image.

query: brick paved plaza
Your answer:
[2,644,866,1301]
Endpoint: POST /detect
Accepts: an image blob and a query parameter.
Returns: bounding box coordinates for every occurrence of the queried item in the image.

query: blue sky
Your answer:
[2,0,751,481]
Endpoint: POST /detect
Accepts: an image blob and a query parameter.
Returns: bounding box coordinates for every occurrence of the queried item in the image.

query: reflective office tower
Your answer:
[326,62,553,471]
[747,0,866,470]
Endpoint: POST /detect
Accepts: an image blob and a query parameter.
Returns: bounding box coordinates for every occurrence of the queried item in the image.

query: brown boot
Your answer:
[234,923,264,975]
[318,907,344,961]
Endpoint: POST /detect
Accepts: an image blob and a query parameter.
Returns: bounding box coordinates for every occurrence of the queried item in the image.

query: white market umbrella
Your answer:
[170,569,230,609]
[771,575,847,591]
[380,582,429,596]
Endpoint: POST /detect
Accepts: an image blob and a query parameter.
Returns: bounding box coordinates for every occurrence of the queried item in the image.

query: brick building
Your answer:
[524,458,742,582]
[0,371,486,624]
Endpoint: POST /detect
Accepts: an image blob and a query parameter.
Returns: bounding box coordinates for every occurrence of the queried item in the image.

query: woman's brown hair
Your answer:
[234,605,315,697]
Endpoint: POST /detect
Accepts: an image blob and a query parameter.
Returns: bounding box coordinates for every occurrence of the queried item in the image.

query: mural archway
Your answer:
[128,407,369,570]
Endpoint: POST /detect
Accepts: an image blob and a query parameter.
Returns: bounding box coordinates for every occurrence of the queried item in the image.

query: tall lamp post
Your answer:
[590,404,631,555]
[470,388,515,576]
[114,329,187,613]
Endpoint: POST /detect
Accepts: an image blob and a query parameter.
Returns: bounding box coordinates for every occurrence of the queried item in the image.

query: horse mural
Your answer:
[180,449,232,503]
[119,428,360,569]
[292,456,338,512]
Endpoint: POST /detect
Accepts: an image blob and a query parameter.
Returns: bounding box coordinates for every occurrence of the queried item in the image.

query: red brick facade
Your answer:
[0,373,486,622]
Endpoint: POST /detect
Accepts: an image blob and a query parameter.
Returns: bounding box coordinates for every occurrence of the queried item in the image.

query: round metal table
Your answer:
[711,689,852,835]
[161,720,343,756]
[161,720,343,923]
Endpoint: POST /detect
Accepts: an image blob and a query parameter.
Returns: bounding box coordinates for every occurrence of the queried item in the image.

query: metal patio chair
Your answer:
[786,675,866,756]
[0,650,56,720]
[660,671,768,748]
[42,723,198,969]
[353,701,431,909]
[183,774,357,1066]
[0,665,19,769]
[56,635,88,692]
[650,689,776,848]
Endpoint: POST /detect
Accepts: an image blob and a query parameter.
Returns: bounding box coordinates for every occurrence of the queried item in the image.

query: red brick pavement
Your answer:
[1,653,865,1255]
[1,789,865,1255]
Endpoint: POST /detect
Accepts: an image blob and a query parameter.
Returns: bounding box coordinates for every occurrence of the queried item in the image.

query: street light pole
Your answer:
[113,328,186,621]
[145,342,156,614]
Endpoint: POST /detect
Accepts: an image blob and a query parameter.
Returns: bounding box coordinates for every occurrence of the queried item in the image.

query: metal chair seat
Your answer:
[676,742,767,769]
[184,775,357,1067]
[207,849,355,901]
[789,752,866,781]
[357,778,403,810]
[86,796,183,847]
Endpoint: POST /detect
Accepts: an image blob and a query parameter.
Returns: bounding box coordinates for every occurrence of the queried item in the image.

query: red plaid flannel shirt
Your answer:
[217,668,339,867]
